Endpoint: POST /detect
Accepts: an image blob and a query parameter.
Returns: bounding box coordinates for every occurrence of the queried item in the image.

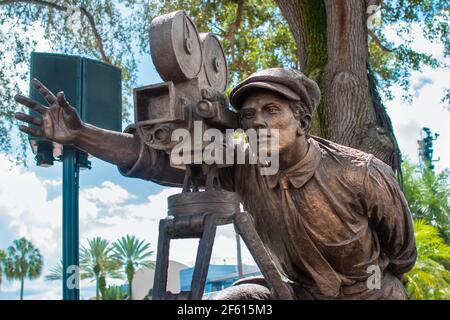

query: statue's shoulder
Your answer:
[310,136,378,190]
[311,135,374,168]
[311,135,397,186]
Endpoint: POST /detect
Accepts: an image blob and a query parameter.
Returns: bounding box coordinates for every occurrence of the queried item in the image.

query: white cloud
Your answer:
[0,155,62,299]
[42,178,62,188]
[81,181,133,206]
[412,77,434,98]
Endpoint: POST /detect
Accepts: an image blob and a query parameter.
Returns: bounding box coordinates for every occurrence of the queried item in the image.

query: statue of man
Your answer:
[14,68,416,300]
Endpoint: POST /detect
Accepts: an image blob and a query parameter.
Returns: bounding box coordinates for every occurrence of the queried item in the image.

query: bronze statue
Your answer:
[14,67,417,299]
[14,12,416,300]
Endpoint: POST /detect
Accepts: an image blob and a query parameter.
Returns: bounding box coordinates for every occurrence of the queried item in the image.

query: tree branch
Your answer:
[368,29,393,52]
[0,0,111,64]
[78,6,110,64]
[227,0,245,67]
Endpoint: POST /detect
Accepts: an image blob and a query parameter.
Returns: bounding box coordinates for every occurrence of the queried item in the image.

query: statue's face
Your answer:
[239,90,302,156]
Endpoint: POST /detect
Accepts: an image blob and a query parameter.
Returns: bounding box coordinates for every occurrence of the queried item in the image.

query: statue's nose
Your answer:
[252,112,267,129]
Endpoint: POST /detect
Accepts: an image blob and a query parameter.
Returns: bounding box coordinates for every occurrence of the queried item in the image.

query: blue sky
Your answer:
[0,13,449,300]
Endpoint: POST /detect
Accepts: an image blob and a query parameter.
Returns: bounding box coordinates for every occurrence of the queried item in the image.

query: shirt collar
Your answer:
[265,138,322,189]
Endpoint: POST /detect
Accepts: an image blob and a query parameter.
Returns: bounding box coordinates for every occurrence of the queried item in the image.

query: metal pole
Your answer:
[236,233,243,278]
[62,146,80,300]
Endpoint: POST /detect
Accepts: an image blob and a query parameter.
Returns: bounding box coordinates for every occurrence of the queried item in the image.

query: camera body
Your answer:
[133,11,238,176]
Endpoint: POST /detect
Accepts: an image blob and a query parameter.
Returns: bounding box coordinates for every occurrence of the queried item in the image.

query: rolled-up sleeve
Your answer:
[363,157,417,276]
[117,124,185,187]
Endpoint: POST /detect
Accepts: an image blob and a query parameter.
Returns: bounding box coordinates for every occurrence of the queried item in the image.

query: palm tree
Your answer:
[402,160,450,242]
[405,220,450,299]
[112,235,154,300]
[80,237,121,300]
[0,249,6,290]
[45,260,62,281]
[3,238,43,300]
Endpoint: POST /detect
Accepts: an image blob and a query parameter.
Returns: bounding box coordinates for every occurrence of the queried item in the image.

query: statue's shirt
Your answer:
[119,126,417,299]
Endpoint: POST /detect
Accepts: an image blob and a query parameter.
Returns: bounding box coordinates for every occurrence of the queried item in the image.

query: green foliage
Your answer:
[402,160,450,242]
[126,0,297,85]
[3,237,43,300]
[405,220,450,300]
[112,234,154,299]
[45,235,153,300]
[103,284,128,300]
[401,159,450,299]
[80,237,122,300]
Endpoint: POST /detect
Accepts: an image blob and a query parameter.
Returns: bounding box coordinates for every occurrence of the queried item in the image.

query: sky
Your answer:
[0,11,449,300]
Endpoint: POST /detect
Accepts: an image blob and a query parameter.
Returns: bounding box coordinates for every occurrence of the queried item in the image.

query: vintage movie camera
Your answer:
[134,10,238,181]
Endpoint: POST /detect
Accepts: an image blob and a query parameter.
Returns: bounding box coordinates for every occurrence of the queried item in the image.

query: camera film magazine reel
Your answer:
[135,10,231,155]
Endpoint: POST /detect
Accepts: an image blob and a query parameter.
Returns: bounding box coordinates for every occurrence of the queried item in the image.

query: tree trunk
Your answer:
[276,0,400,171]
[96,276,99,300]
[20,277,24,300]
[128,277,132,300]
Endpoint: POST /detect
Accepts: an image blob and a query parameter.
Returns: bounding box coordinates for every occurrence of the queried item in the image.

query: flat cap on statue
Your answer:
[229,68,321,115]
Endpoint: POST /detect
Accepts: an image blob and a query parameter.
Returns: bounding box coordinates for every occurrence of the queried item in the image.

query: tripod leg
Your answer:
[234,211,295,300]
[152,218,172,300]
[190,214,217,299]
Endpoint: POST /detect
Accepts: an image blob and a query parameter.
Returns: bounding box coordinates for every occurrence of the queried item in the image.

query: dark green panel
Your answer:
[28,53,122,159]
[29,52,82,163]
[30,52,82,114]
[81,58,122,132]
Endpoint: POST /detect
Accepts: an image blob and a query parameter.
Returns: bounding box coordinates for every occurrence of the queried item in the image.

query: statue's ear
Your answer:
[301,114,311,131]
[297,114,311,136]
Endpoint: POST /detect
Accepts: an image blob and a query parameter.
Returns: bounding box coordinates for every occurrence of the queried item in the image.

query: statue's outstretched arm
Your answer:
[14,78,140,169]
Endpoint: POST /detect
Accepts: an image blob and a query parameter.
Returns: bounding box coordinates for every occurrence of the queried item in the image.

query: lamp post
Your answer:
[62,146,80,300]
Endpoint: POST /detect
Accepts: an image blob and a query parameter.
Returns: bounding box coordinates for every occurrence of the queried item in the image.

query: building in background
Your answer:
[131,260,189,300]
[132,261,261,300]
[180,264,261,298]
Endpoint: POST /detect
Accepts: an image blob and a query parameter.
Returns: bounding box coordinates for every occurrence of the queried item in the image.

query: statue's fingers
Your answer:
[56,91,73,114]
[19,125,44,137]
[15,112,43,127]
[14,94,47,115]
[31,78,57,105]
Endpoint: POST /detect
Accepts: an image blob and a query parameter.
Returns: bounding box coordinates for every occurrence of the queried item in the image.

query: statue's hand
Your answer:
[14,79,83,145]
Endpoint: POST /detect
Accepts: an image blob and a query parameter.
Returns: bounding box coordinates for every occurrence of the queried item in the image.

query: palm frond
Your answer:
[45,260,63,281]
[80,237,123,282]
[3,238,43,281]
[405,220,450,300]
